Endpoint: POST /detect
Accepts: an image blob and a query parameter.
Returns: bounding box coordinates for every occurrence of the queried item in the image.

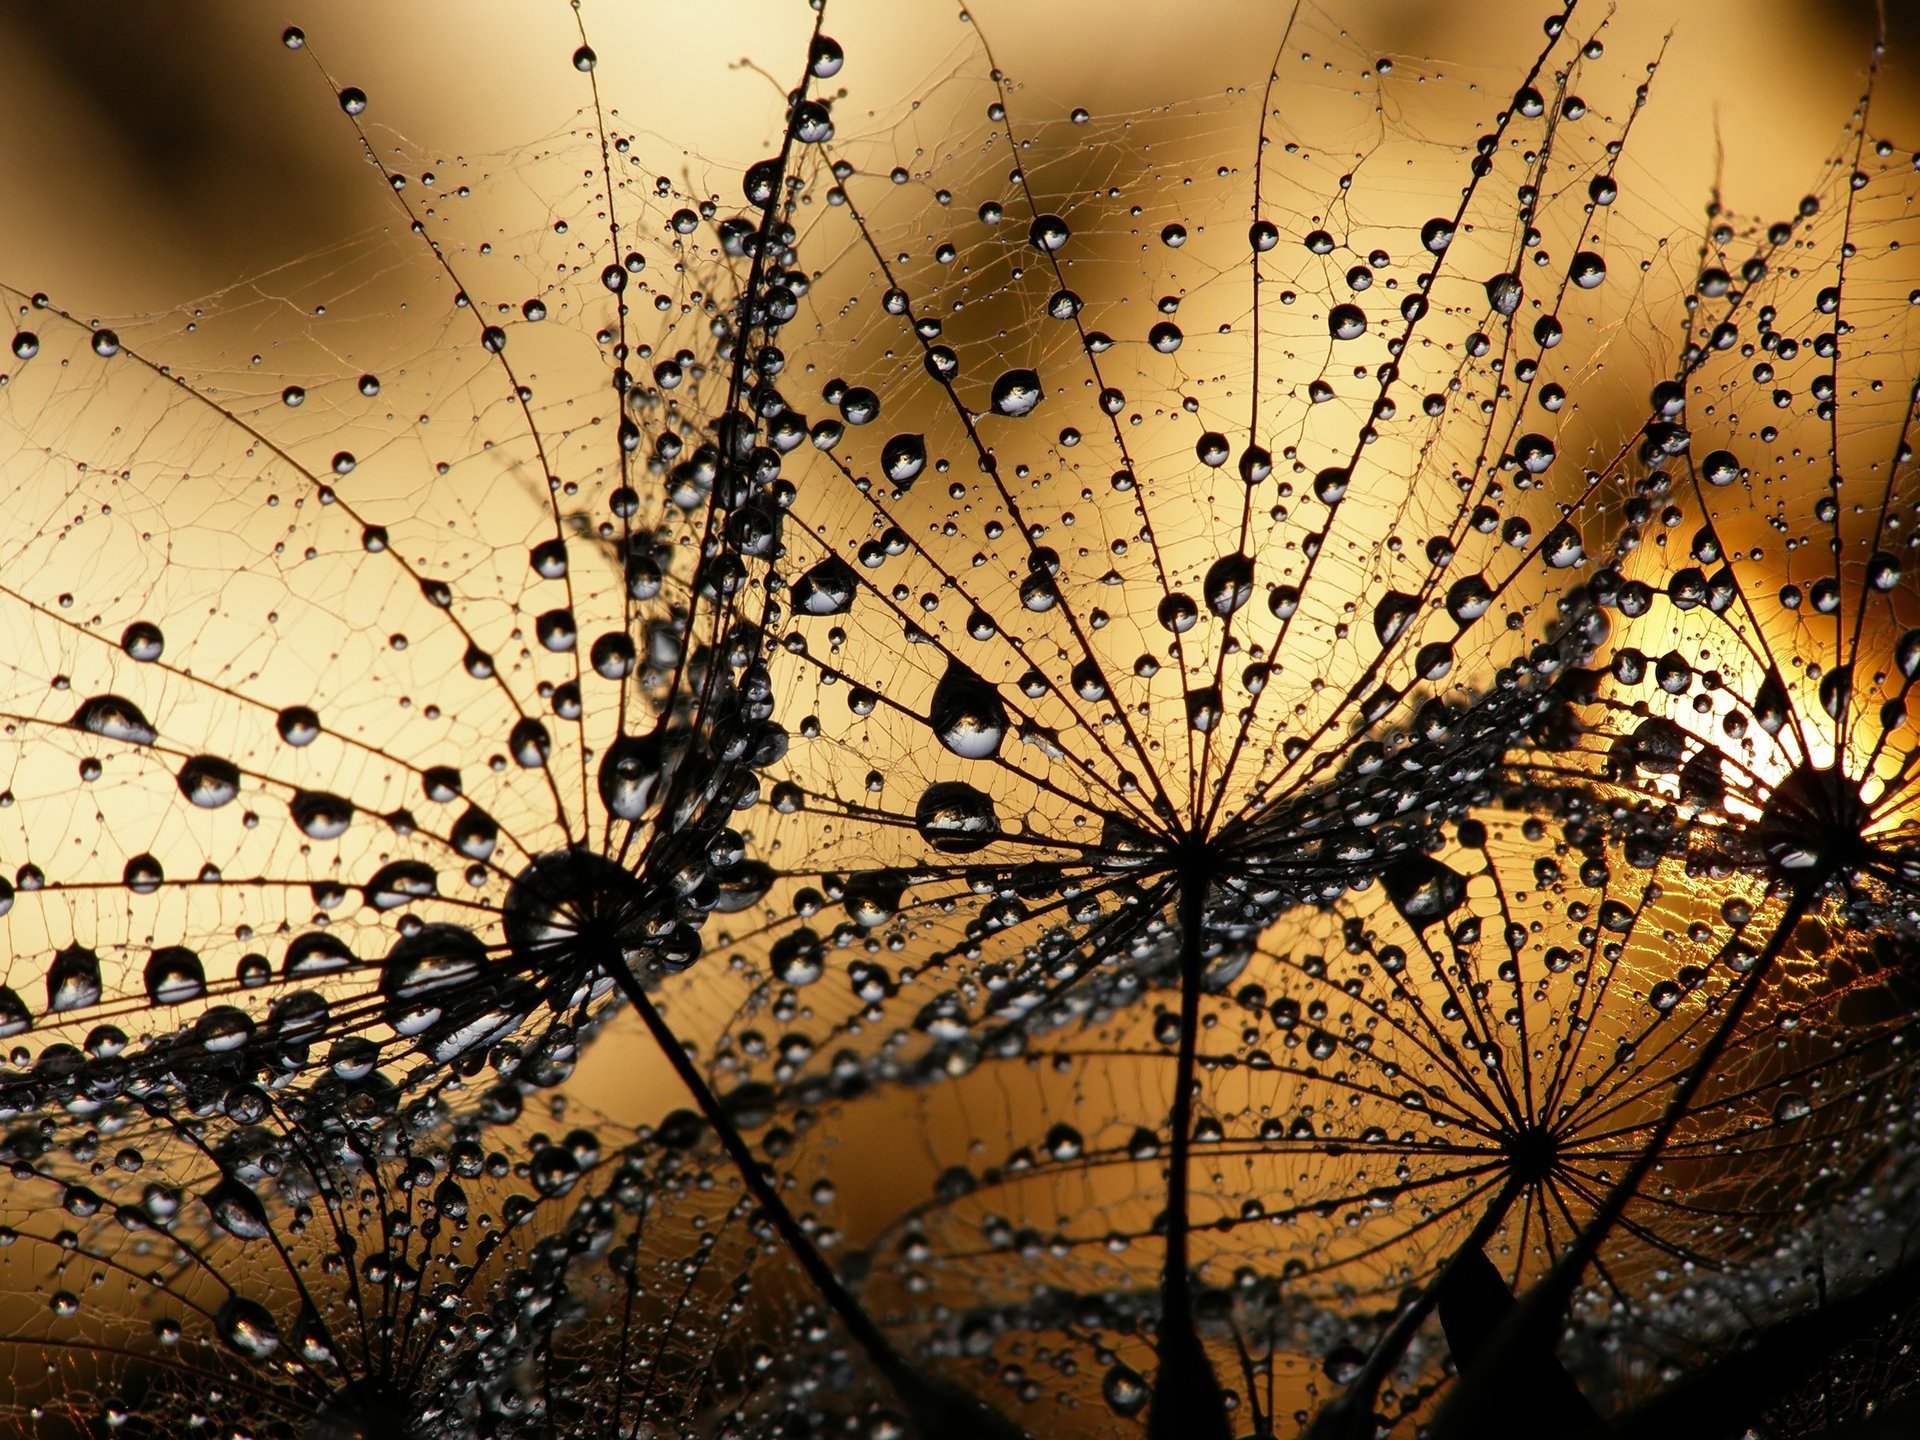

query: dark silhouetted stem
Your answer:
[1430,889,1814,1440]
[609,963,1028,1440]
[1610,1245,1920,1440]
[1148,859,1233,1440]
[1304,1178,1524,1440]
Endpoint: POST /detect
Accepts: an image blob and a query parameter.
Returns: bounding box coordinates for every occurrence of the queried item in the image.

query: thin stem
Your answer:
[1148,857,1233,1440]
[607,960,1028,1440]
[1304,1176,1524,1440]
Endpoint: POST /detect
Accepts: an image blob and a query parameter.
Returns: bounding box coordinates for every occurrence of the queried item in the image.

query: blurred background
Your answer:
[1,0,1914,314]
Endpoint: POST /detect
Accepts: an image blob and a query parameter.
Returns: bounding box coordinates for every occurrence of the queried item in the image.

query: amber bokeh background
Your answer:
[1,0,1913,311]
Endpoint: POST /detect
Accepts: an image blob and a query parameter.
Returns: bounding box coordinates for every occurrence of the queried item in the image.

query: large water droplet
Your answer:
[1383,855,1467,930]
[176,755,241,809]
[144,946,206,1005]
[1204,554,1253,616]
[215,1295,281,1359]
[70,695,156,745]
[598,733,664,820]
[290,790,354,841]
[382,924,489,1036]
[1373,591,1419,646]
[915,782,1000,853]
[120,621,165,662]
[990,368,1044,417]
[929,660,1009,760]
[1103,1364,1150,1418]
[47,944,102,1013]
[1028,214,1071,252]
[203,1179,272,1241]
[793,555,859,616]
[882,432,927,486]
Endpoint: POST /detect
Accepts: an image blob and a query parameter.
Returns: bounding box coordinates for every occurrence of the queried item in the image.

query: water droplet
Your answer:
[1773,1093,1812,1125]
[794,555,859,616]
[144,946,206,1005]
[1383,855,1467,929]
[70,694,156,745]
[1103,1364,1150,1417]
[1373,591,1419,646]
[881,432,927,486]
[176,755,241,809]
[1514,432,1556,474]
[290,790,354,840]
[809,34,844,78]
[120,621,164,661]
[1028,214,1071,252]
[276,706,321,746]
[215,1295,281,1359]
[929,660,1009,760]
[1158,593,1199,633]
[1203,554,1253,616]
[47,944,102,1012]
[915,782,1000,853]
[598,733,663,820]
[990,368,1044,417]
[203,1179,271,1241]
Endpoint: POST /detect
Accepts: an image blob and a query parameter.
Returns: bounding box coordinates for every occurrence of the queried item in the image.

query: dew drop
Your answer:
[1702,450,1741,487]
[990,368,1044,417]
[1373,591,1419,646]
[1028,214,1071,252]
[929,660,1009,760]
[793,555,859,616]
[1103,1364,1150,1418]
[47,944,102,1013]
[290,790,354,841]
[276,706,321,746]
[915,781,1000,853]
[121,621,165,662]
[1203,554,1253,617]
[144,947,206,1005]
[176,755,241,809]
[215,1295,281,1359]
[70,695,156,746]
[881,432,927,486]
